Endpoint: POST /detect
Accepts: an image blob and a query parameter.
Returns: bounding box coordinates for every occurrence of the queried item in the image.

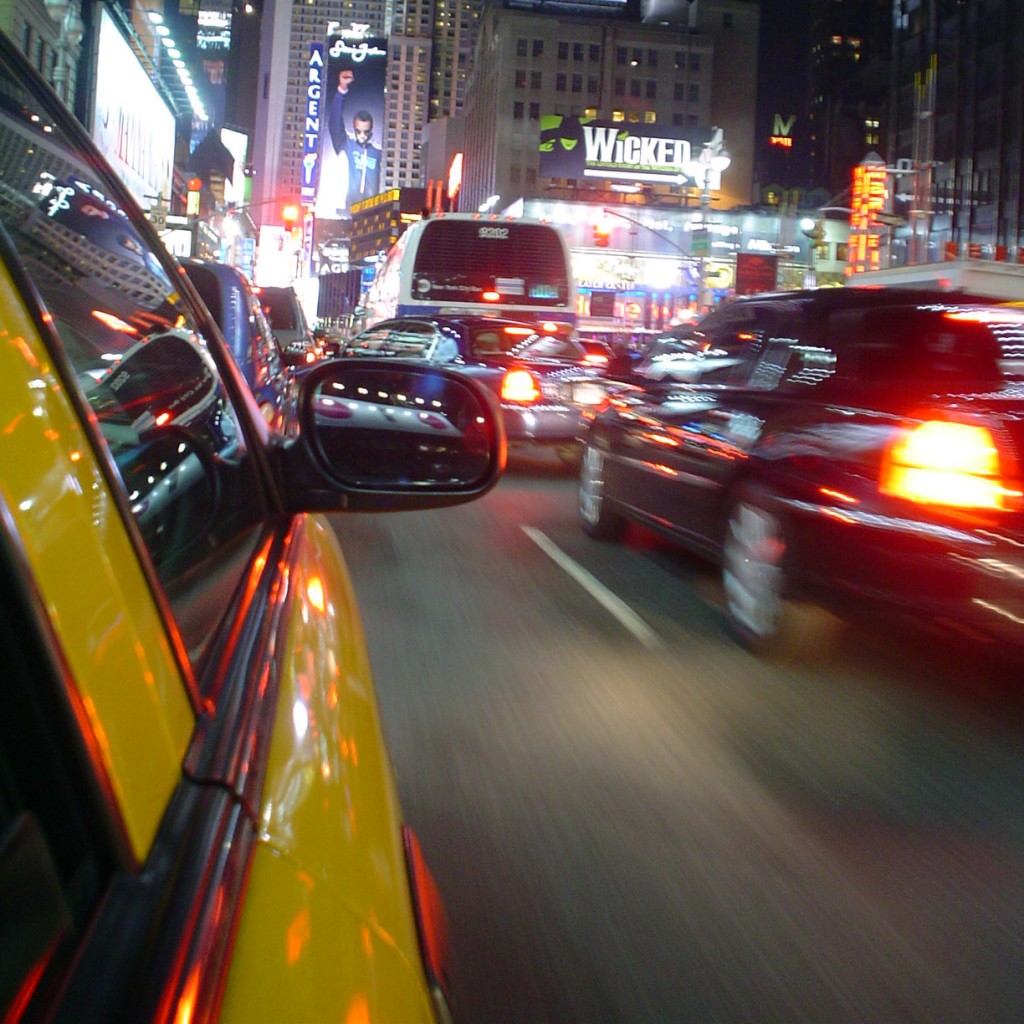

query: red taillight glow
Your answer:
[482,290,501,302]
[305,350,316,363]
[501,368,541,403]
[880,420,1018,510]
[584,352,609,367]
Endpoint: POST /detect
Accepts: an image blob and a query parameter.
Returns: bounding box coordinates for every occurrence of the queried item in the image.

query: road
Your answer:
[329,455,1024,1024]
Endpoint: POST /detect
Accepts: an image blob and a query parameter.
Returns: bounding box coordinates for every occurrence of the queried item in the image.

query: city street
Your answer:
[331,455,1024,1024]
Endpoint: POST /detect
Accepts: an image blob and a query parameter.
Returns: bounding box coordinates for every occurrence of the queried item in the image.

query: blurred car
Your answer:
[257,283,321,367]
[579,287,1024,657]
[180,258,296,430]
[0,31,505,1024]
[578,337,614,370]
[342,314,605,464]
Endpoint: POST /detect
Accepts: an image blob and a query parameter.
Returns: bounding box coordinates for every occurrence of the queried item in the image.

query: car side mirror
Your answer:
[274,360,507,512]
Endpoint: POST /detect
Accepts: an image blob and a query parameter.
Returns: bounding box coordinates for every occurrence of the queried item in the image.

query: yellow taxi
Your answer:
[0,31,504,1023]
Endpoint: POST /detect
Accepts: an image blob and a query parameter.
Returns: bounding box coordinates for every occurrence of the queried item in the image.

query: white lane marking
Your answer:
[521,525,663,648]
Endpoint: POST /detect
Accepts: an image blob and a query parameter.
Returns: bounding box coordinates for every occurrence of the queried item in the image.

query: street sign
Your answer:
[691,229,710,256]
[149,205,168,230]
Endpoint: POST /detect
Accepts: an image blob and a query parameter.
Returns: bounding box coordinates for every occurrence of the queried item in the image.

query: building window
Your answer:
[514,101,524,119]
[646,80,656,99]
[531,70,542,89]
[526,167,537,184]
[572,74,582,93]
[517,38,527,57]
[558,41,569,60]
[690,53,701,72]
[573,43,584,61]
[688,83,699,103]
[529,102,540,120]
[587,76,598,93]
[611,110,624,122]
[616,46,627,65]
[631,48,642,66]
[644,110,656,124]
[589,44,600,62]
[511,165,521,183]
[584,106,598,118]
[515,69,526,88]
[556,73,567,91]
[532,39,543,57]
[630,79,641,97]
[647,49,658,67]
[614,78,625,97]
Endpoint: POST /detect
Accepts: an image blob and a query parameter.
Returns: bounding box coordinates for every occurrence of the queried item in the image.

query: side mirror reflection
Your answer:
[304,361,504,491]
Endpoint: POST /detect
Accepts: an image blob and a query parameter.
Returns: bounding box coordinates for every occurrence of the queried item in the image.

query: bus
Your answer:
[364,213,577,330]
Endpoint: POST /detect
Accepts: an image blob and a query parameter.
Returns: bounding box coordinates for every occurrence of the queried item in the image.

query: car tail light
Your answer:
[583,351,609,367]
[880,419,1021,510]
[305,349,316,363]
[501,368,541,404]
[402,826,455,1023]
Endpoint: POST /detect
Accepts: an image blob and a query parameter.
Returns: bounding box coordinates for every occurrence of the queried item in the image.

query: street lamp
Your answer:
[46,0,84,105]
[685,127,731,312]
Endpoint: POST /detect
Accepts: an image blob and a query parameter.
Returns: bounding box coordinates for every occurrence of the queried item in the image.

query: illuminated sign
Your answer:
[769,114,795,150]
[91,7,174,207]
[847,156,888,275]
[301,43,325,203]
[540,116,716,185]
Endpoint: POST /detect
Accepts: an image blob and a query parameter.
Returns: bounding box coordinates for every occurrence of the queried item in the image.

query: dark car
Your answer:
[342,314,605,464]
[180,258,296,430]
[256,283,321,367]
[578,287,1024,657]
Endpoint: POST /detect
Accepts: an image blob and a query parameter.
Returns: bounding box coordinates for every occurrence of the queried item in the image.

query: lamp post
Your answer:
[45,0,84,106]
[686,127,731,313]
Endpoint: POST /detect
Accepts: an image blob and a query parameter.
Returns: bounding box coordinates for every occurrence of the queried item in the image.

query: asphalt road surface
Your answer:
[329,454,1024,1024]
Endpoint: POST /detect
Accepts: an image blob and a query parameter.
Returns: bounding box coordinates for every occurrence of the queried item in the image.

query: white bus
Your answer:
[365,213,577,330]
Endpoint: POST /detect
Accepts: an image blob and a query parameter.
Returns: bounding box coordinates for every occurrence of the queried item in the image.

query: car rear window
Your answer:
[831,306,1020,391]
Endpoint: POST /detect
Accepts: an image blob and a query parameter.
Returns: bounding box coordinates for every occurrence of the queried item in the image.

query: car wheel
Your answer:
[579,441,625,540]
[721,484,839,660]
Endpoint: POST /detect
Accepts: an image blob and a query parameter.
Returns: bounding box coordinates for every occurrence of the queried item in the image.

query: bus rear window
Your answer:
[411,220,569,306]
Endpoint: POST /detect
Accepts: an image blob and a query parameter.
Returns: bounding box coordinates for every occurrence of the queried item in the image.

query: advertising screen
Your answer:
[538,116,718,188]
[91,7,175,209]
[311,33,387,224]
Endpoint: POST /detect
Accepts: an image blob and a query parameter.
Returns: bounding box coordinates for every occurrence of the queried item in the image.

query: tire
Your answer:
[721,483,838,660]
[579,441,626,540]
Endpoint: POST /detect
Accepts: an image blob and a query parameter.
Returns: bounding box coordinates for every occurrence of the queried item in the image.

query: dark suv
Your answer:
[579,287,1024,657]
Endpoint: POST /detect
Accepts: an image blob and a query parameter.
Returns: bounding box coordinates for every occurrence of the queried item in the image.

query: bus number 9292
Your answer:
[365,213,577,332]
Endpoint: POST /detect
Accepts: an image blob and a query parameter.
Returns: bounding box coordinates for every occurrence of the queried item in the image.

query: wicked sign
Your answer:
[538,116,718,187]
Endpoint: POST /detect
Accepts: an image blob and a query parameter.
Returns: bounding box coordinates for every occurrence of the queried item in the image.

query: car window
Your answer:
[511,333,586,360]
[830,306,1010,392]
[260,289,298,330]
[344,323,437,357]
[0,54,268,675]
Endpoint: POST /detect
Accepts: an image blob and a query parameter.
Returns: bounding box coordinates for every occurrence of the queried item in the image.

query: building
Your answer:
[460,0,759,215]
[807,0,890,202]
[883,0,1024,264]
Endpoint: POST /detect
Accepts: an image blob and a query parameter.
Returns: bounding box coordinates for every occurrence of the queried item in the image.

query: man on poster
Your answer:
[315,55,356,219]
[345,110,382,209]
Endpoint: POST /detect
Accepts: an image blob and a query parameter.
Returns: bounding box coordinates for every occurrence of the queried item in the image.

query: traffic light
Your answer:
[282,202,300,231]
[593,223,611,248]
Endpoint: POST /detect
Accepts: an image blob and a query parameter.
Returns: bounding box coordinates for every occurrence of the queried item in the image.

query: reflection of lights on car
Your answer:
[92,309,138,333]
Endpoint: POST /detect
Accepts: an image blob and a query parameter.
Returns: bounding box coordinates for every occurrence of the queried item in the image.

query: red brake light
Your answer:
[305,350,316,363]
[482,290,501,302]
[583,352,609,367]
[501,368,541,404]
[880,420,1019,510]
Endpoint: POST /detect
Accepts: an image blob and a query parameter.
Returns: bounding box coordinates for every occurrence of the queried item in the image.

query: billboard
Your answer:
[308,32,387,224]
[538,116,721,188]
[91,7,175,209]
